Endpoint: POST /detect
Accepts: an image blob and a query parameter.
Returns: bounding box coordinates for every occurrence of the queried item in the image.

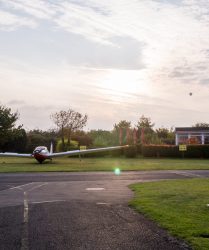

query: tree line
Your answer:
[1,104,208,153]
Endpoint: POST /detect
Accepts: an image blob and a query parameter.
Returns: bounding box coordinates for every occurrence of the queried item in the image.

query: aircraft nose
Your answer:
[33,150,40,154]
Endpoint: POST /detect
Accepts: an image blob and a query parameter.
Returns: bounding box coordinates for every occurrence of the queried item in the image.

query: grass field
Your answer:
[129,179,209,250]
[1,156,209,172]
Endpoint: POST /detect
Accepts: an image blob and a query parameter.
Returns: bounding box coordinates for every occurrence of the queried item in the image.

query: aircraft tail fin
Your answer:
[50,142,53,154]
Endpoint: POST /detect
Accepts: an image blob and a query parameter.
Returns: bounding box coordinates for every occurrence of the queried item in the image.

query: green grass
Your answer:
[1,156,209,172]
[129,179,209,250]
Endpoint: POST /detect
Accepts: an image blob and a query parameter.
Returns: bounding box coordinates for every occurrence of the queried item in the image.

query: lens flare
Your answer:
[114,168,121,175]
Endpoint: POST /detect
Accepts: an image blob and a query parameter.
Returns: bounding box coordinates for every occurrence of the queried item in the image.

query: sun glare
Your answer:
[102,70,147,95]
[114,168,121,175]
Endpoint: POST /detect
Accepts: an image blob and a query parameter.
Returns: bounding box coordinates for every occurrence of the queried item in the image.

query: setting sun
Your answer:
[99,70,149,100]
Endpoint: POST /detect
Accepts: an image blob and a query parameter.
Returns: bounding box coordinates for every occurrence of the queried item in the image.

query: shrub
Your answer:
[141,144,209,158]
[136,144,142,154]
[142,145,179,158]
[82,147,124,158]
[81,150,110,158]
[124,145,137,158]
[110,148,123,157]
[184,145,209,158]
[56,139,79,152]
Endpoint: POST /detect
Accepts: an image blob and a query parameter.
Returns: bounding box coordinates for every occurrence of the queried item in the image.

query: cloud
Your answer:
[170,68,195,78]
[17,104,57,130]
[199,78,209,85]
[1,0,209,129]
[7,100,25,105]
[182,0,209,23]
[0,9,36,30]
[54,1,120,46]
[1,0,56,19]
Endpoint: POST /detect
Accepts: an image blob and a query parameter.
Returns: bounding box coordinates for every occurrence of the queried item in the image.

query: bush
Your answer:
[82,147,124,157]
[110,148,123,157]
[184,145,209,158]
[124,145,137,158]
[56,139,79,152]
[136,144,142,154]
[81,150,110,158]
[142,145,179,157]
[141,144,209,158]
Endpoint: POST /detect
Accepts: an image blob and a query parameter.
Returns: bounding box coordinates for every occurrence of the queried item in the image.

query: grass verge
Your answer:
[129,178,209,250]
[1,157,209,172]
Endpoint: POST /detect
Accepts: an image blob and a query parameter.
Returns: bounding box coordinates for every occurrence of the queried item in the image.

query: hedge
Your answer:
[69,146,137,158]
[142,144,209,158]
[124,145,137,158]
[78,148,123,158]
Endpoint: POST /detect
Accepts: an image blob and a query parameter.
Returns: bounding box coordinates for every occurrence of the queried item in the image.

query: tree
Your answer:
[72,130,92,147]
[3,127,27,152]
[88,130,113,147]
[0,105,19,150]
[155,127,175,145]
[193,123,209,128]
[113,120,132,145]
[156,128,170,139]
[51,108,88,150]
[26,129,57,152]
[136,115,155,144]
[136,115,154,129]
[65,109,88,145]
[114,120,131,130]
[50,110,69,149]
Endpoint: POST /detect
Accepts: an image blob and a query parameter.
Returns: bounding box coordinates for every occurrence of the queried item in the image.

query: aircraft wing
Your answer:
[0,152,33,158]
[49,145,128,158]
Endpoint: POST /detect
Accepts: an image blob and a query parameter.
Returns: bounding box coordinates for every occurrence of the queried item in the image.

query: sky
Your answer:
[1,0,209,131]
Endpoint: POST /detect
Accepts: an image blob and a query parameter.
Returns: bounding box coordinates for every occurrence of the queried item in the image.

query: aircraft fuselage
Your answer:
[32,146,51,163]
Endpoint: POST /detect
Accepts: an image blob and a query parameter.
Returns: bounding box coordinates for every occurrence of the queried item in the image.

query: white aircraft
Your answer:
[0,144,128,164]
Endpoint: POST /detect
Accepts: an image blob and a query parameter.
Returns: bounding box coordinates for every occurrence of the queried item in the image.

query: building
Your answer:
[175,127,209,145]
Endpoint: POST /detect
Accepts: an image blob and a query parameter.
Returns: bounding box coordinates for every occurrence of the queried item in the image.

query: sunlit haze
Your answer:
[1,0,209,130]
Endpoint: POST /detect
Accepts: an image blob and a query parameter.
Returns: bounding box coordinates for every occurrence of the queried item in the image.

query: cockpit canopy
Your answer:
[34,146,47,151]
[33,146,49,154]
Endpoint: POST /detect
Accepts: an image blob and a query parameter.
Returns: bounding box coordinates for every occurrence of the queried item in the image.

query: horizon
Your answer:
[1,0,209,130]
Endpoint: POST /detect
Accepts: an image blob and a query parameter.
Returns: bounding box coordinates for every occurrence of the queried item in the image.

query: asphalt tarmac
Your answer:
[1,170,209,250]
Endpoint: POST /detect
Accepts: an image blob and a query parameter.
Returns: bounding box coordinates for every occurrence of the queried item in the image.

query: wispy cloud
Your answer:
[2,0,209,79]
[1,0,209,128]
[0,9,36,30]
[7,99,25,106]
[1,0,56,19]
